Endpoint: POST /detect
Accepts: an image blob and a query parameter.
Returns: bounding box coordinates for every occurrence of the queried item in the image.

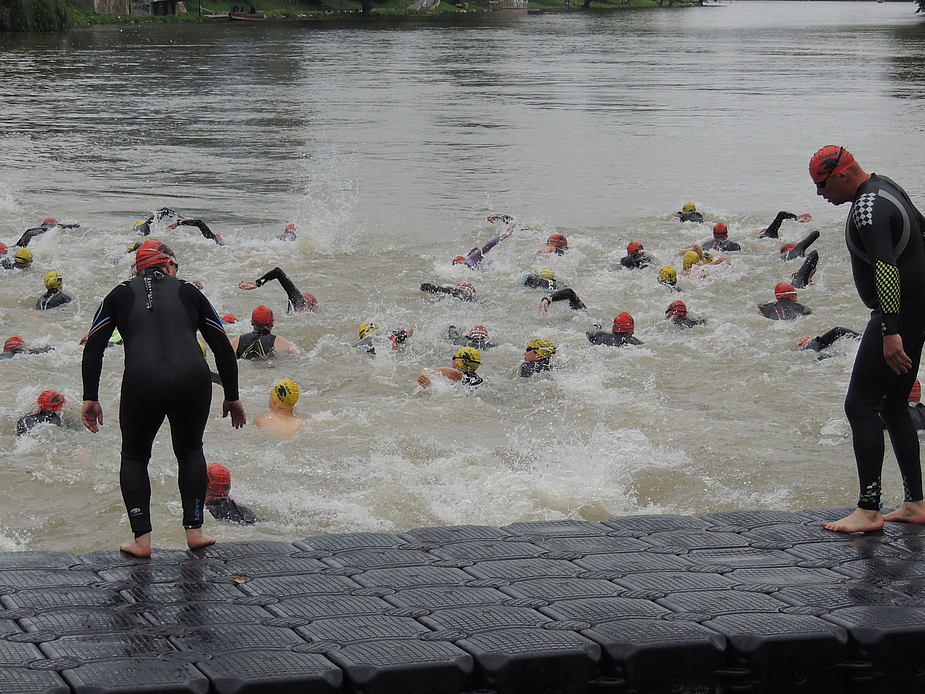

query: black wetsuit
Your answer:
[256,267,310,312]
[16,410,62,436]
[791,250,819,289]
[420,283,476,302]
[520,360,552,377]
[81,268,240,537]
[842,174,925,511]
[545,288,585,311]
[460,370,483,388]
[911,403,925,431]
[0,346,53,360]
[448,326,499,350]
[15,222,79,248]
[522,273,567,291]
[782,230,820,260]
[701,238,741,253]
[800,327,861,354]
[675,211,704,223]
[759,211,798,239]
[35,289,72,310]
[669,315,705,329]
[620,251,655,269]
[758,297,812,321]
[235,329,277,360]
[587,329,643,347]
[207,498,259,524]
[0,257,26,270]
[175,219,224,245]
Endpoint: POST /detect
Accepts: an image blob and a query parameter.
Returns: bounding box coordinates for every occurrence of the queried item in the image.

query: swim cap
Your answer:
[4,336,24,352]
[14,248,33,267]
[808,145,855,184]
[538,267,556,280]
[221,314,237,324]
[780,243,797,255]
[284,223,296,234]
[774,282,797,300]
[453,346,481,371]
[252,305,274,326]
[0,243,7,256]
[37,390,65,412]
[44,270,63,290]
[627,241,644,254]
[453,256,466,265]
[713,223,727,237]
[682,251,700,269]
[666,300,687,318]
[467,325,489,340]
[527,338,557,360]
[358,322,378,339]
[43,217,56,225]
[798,336,813,348]
[126,241,142,254]
[271,379,300,409]
[206,463,231,500]
[612,312,635,334]
[911,380,922,404]
[546,234,568,248]
[658,265,677,285]
[299,292,317,311]
[682,202,696,213]
[456,283,475,294]
[134,239,176,272]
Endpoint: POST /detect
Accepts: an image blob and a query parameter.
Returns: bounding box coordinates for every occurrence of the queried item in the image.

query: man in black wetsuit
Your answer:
[448,324,500,350]
[798,327,861,359]
[619,241,655,269]
[674,202,704,223]
[80,239,246,557]
[587,313,643,347]
[240,267,317,313]
[15,217,80,248]
[35,271,72,310]
[420,282,477,302]
[17,390,66,436]
[701,223,741,253]
[230,305,299,359]
[205,463,259,525]
[808,145,925,533]
[665,300,705,329]
[520,338,557,377]
[0,336,53,360]
[1,248,32,270]
[758,282,812,320]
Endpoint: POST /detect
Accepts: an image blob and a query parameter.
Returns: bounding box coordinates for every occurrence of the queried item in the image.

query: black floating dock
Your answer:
[2,508,925,694]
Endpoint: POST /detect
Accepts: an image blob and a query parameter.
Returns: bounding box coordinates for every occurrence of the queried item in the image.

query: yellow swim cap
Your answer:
[538,267,555,280]
[658,265,677,283]
[14,248,33,267]
[358,322,377,339]
[271,379,300,409]
[44,270,63,290]
[527,338,557,360]
[453,347,481,372]
[682,251,700,269]
[682,201,696,213]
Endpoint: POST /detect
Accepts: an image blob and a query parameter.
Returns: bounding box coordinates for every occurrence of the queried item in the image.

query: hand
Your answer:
[883,334,912,375]
[418,371,432,388]
[82,401,103,433]
[222,399,247,428]
[238,280,257,290]
[166,221,179,230]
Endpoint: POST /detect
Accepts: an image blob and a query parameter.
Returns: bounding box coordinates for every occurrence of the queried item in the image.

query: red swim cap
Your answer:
[0,243,7,256]
[4,336,24,352]
[911,380,922,404]
[547,234,568,248]
[808,145,856,184]
[774,282,796,300]
[666,300,687,318]
[285,223,296,233]
[798,336,813,347]
[298,292,317,311]
[206,463,231,501]
[134,239,176,273]
[252,305,274,326]
[43,217,56,225]
[780,243,797,254]
[612,312,634,333]
[456,283,475,294]
[221,314,236,323]
[452,256,466,265]
[713,223,728,237]
[37,390,65,412]
[627,241,644,254]
[467,325,489,340]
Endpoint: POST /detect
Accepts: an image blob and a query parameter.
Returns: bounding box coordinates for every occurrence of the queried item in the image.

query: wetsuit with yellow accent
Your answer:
[843,173,925,511]
[235,328,277,360]
[81,268,240,537]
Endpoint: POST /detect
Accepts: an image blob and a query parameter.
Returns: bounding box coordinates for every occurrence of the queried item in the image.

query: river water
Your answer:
[0,2,923,554]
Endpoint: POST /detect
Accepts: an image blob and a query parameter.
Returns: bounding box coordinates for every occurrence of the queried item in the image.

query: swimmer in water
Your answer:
[587,313,643,347]
[420,282,477,302]
[277,223,297,241]
[665,300,705,329]
[537,233,569,255]
[14,217,80,248]
[758,282,813,320]
[539,288,586,314]
[165,216,225,245]
[522,267,568,292]
[453,221,515,269]
[619,241,655,270]
[758,211,812,239]
[448,324,500,350]
[17,390,66,436]
[798,327,861,360]
[700,223,741,253]
[239,267,317,313]
[673,201,704,223]
[230,305,300,359]
[780,230,820,261]
[677,247,727,278]
[0,336,54,359]
[657,265,682,293]
[254,379,305,441]
[418,347,483,389]
[205,463,259,525]
[35,271,72,310]
[1,248,33,270]
[520,338,557,377]
[353,322,414,356]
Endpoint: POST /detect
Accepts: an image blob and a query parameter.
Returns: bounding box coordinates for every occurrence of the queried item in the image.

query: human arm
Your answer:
[171,219,223,244]
[191,286,240,402]
[81,400,103,433]
[222,399,246,428]
[418,367,463,387]
[884,334,912,375]
[81,291,122,403]
[273,335,301,355]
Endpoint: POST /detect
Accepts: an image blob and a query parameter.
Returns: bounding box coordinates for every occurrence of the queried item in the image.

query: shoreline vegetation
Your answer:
[4,0,704,33]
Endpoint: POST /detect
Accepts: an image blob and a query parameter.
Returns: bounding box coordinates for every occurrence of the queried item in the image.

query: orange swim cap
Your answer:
[808,145,856,184]
[612,312,634,333]
[713,223,727,237]
[774,282,796,300]
[37,390,65,412]
[134,239,176,273]
[627,241,644,254]
[251,305,274,326]
[206,463,231,501]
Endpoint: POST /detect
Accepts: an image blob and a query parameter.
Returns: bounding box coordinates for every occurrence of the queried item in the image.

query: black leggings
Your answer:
[845,315,925,510]
[119,369,212,536]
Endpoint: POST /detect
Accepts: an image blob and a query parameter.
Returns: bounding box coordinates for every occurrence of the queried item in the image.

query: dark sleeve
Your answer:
[257,267,304,311]
[179,219,220,242]
[765,211,797,238]
[853,193,906,334]
[81,289,123,401]
[188,284,240,402]
[15,227,45,247]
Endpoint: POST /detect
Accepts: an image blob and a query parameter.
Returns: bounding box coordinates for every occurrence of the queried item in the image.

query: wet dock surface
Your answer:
[2,507,924,693]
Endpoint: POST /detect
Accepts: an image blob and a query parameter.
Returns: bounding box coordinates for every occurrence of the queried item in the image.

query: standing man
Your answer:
[81,240,246,557]
[810,145,925,533]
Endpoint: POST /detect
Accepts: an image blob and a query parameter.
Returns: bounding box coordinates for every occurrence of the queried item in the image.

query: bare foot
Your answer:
[120,533,151,557]
[883,501,925,524]
[186,528,216,550]
[821,508,884,533]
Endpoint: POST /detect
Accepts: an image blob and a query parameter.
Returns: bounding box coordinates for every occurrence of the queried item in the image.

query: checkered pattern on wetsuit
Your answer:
[852,192,877,229]
[875,260,901,314]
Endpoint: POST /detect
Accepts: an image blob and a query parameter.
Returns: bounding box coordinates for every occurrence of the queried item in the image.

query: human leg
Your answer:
[119,390,167,541]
